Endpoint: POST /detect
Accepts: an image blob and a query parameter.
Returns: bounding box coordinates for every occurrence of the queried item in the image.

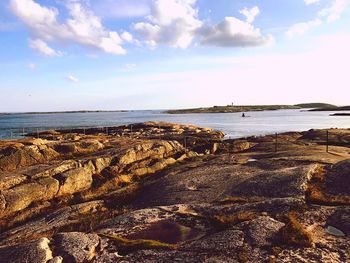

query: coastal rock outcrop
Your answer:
[0,122,350,262]
[325,159,350,195]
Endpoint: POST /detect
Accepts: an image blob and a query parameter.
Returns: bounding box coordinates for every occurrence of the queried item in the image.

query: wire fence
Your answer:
[0,126,342,154]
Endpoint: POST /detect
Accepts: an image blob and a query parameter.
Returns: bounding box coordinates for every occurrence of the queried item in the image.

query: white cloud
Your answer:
[134,1,272,49]
[27,63,36,69]
[133,0,202,49]
[239,6,260,23]
[124,63,137,70]
[285,19,322,38]
[67,75,79,83]
[29,38,62,57]
[121,31,134,43]
[10,0,130,55]
[199,17,274,47]
[286,0,348,38]
[304,0,320,5]
[318,0,349,22]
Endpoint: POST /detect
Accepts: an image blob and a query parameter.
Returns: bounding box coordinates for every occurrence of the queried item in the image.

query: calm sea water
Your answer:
[0,109,349,139]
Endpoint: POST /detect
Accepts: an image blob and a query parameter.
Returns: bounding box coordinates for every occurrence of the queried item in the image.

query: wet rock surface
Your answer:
[0,123,350,262]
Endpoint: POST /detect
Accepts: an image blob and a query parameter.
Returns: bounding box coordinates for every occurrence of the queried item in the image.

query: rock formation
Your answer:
[0,123,350,262]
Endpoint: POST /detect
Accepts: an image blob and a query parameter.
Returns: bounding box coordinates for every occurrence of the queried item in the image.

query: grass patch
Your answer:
[96,232,177,254]
[306,165,350,206]
[212,211,258,228]
[279,212,313,247]
[217,196,264,206]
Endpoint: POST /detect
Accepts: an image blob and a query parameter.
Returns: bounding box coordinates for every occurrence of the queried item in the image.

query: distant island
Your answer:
[330,113,350,116]
[164,103,344,114]
[0,110,128,115]
[295,103,337,109]
[165,105,300,114]
[309,106,350,112]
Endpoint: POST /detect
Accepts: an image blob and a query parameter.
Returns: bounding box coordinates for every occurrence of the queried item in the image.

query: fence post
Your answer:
[130,124,133,139]
[326,130,329,153]
[37,128,39,139]
[275,133,278,152]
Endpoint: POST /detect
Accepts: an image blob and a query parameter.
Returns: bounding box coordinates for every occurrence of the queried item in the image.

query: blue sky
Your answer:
[0,0,349,112]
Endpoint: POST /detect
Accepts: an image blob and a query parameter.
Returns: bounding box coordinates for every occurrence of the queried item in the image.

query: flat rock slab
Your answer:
[326,160,350,195]
[132,157,316,209]
[0,238,53,263]
[235,216,285,247]
[53,232,100,262]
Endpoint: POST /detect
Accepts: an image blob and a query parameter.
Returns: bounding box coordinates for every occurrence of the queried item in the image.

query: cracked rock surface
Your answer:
[0,124,350,262]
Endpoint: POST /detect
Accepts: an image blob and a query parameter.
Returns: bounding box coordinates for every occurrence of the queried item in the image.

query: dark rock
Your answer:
[326,160,350,195]
[236,216,285,247]
[53,232,100,262]
[327,208,350,235]
[0,238,53,263]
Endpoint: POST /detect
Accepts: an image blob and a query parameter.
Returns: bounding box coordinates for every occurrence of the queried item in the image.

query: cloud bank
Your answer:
[67,75,79,83]
[10,0,130,56]
[10,0,275,55]
[134,0,273,48]
[286,0,349,38]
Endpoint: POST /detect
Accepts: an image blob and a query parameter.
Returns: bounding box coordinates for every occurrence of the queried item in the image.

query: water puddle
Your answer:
[127,220,203,244]
[325,225,345,237]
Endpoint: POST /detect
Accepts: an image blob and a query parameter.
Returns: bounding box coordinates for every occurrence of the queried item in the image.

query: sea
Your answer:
[0,109,349,140]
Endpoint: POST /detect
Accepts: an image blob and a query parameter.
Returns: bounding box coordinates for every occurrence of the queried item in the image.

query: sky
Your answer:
[0,0,349,112]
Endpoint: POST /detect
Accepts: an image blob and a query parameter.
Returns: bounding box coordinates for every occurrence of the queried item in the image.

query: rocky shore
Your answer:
[0,122,350,262]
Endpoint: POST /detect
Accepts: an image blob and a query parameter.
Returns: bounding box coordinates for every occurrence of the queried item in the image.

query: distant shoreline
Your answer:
[330,113,350,116]
[165,103,342,114]
[309,106,350,112]
[0,110,129,115]
[165,105,300,114]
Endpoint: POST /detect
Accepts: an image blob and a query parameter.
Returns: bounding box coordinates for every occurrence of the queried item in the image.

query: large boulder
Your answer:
[326,160,350,195]
[0,144,59,172]
[56,163,95,196]
[327,208,350,236]
[1,177,59,216]
[53,232,100,262]
[53,139,104,155]
[230,164,317,198]
[0,238,53,263]
[236,216,285,247]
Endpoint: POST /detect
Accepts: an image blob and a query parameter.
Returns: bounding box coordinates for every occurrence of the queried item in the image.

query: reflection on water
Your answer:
[0,109,349,139]
[127,221,202,244]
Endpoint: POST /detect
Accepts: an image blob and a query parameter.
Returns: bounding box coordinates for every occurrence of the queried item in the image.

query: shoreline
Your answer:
[0,110,129,115]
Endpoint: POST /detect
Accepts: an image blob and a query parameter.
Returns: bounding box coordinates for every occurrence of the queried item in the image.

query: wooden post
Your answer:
[130,124,133,138]
[275,133,278,152]
[37,128,39,138]
[326,130,329,153]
